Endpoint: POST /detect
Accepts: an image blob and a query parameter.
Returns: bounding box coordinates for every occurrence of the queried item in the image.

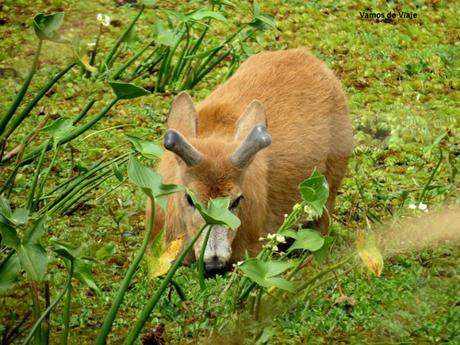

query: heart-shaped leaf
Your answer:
[51,240,82,261]
[0,216,20,249]
[112,162,124,182]
[74,258,100,294]
[0,254,21,293]
[125,134,163,160]
[11,208,29,225]
[33,13,68,42]
[187,9,227,22]
[127,156,183,198]
[298,169,329,218]
[239,259,295,292]
[41,117,76,146]
[153,20,179,47]
[95,243,117,260]
[109,82,150,100]
[188,193,241,229]
[0,197,12,218]
[288,229,324,252]
[147,230,184,278]
[23,217,46,245]
[18,243,48,281]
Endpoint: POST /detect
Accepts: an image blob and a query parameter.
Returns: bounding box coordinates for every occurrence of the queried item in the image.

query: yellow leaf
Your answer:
[80,55,96,73]
[356,230,384,276]
[147,237,183,278]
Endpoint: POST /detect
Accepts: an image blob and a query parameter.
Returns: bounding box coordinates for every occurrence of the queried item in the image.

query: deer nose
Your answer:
[204,257,229,278]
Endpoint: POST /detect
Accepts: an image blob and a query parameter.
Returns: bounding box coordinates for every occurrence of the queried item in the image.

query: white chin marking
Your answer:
[204,226,231,263]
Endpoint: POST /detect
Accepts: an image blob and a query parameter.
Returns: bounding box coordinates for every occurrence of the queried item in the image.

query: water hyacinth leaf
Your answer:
[51,240,82,261]
[0,254,21,293]
[298,169,329,217]
[109,82,150,100]
[188,193,240,229]
[11,208,29,225]
[239,258,295,292]
[95,243,117,260]
[18,243,48,281]
[0,218,20,249]
[112,162,124,182]
[41,117,76,144]
[288,229,324,252]
[125,134,163,160]
[33,13,68,42]
[23,216,46,244]
[356,231,384,276]
[127,156,183,198]
[74,258,101,294]
[187,9,227,22]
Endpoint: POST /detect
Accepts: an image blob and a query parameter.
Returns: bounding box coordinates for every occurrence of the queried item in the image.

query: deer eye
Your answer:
[185,194,195,208]
[230,195,243,209]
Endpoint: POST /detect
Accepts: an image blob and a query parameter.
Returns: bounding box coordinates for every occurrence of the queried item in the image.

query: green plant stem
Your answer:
[34,146,59,210]
[419,146,443,204]
[296,253,356,292]
[254,287,263,320]
[123,223,208,345]
[102,5,144,71]
[1,62,76,143]
[60,262,74,345]
[170,279,187,302]
[72,99,96,125]
[22,261,74,345]
[94,195,156,345]
[198,225,212,291]
[29,282,43,345]
[26,142,48,210]
[0,39,42,136]
[286,252,312,281]
[112,40,154,80]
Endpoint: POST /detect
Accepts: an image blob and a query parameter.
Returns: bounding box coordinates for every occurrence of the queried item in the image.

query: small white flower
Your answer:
[87,41,97,47]
[418,203,428,212]
[293,203,301,211]
[258,237,265,242]
[97,13,111,27]
[284,214,288,218]
[408,203,417,210]
[272,245,279,252]
[304,205,312,214]
[275,234,286,244]
[236,261,243,266]
[267,233,276,240]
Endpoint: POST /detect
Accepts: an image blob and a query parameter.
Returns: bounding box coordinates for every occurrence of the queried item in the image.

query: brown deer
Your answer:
[146,48,353,275]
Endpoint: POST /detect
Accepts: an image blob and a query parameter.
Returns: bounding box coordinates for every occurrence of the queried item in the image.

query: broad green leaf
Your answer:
[51,240,83,261]
[23,217,46,244]
[313,236,334,262]
[127,156,183,198]
[18,243,48,281]
[147,230,183,278]
[0,254,21,293]
[0,217,20,249]
[187,9,227,22]
[256,326,275,345]
[95,243,117,260]
[112,162,124,182]
[153,20,178,47]
[0,197,12,218]
[41,117,76,145]
[188,193,241,229]
[123,25,137,48]
[11,208,29,225]
[33,13,68,42]
[298,169,329,218]
[74,258,100,294]
[239,259,295,292]
[109,82,150,100]
[125,134,163,160]
[288,229,324,252]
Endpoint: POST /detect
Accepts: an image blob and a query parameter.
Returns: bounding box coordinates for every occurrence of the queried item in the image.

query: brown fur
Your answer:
[146,48,353,263]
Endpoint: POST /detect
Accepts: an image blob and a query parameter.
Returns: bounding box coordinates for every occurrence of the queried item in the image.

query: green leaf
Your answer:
[41,117,76,144]
[11,208,29,225]
[0,216,20,249]
[239,259,295,292]
[33,13,68,42]
[298,169,329,218]
[188,194,241,229]
[95,243,117,260]
[153,20,178,47]
[288,229,324,252]
[127,155,184,198]
[23,216,46,244]
[74,258,100,294]
[112,162,124,182]
[0,197,12,218]
[51,240,82,261]
[18,243,48,281]
[123,25,137,48]
[109,82,150,100]
[313,236,334,262]
[187,9,227,22]
[125,134,163,160]
[0,254,21,293]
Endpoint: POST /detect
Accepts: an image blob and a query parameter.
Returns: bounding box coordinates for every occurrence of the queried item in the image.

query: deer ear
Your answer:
[167,92,198,137]
[234,100,267,141]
